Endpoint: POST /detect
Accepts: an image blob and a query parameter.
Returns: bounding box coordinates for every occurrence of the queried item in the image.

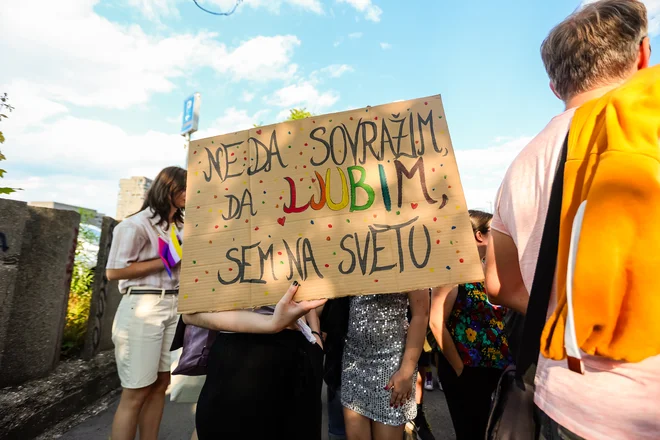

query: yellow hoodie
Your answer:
[541,65,660,363]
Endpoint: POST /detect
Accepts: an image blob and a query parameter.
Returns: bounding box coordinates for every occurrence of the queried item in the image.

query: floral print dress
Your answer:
[445,282,513,369]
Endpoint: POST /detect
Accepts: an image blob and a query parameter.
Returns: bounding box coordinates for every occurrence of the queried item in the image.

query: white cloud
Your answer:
[455,136,533,211]
[337,0,383,22]
[193,107,269,139]
[348,32,363,39]
[1,114,187,215]
[134,0,324,19]
[0,1,300,110]
[242,91,256,102]
[266,82,340,118]
[3,174,120,217]
[580,0,660,36]
[214,35,301,82]
[318,64,354,78]
[128,0,180,21]
[380,42,391,50]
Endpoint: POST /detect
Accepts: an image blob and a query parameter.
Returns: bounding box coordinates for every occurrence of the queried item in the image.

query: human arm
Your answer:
[105,221,167,281]
[106,259,165,281]
[485,230,529,314]
[429,285,464,376]
[182,282,327,334]
[387,289,430,407]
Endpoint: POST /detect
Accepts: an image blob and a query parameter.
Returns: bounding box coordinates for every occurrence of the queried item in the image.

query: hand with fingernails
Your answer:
[270,281,327,333]
[384,367,414,409]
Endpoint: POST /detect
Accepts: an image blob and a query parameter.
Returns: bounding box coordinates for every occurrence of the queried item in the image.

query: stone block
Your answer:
[0,200,30,369]
[0,202,80,386]
[83,217,122,359]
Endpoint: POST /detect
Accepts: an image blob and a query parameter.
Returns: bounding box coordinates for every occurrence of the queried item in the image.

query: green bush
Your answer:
[61,264,94,358]
[61,213,98,358]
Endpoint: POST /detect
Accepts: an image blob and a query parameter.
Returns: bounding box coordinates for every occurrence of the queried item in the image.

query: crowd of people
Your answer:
[105,1,659,439]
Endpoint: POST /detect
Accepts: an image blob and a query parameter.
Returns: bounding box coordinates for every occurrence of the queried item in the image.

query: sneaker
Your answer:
[434,377,443,391]
[412,407,436,440]
[424,371,434,391]
[408,419,436,440]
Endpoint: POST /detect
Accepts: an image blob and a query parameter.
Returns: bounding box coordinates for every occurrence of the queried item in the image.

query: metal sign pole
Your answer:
[180,92,201,170]
[184,132,191,169]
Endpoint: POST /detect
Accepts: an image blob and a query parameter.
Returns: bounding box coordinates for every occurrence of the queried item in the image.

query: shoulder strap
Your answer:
[515,133,569,379]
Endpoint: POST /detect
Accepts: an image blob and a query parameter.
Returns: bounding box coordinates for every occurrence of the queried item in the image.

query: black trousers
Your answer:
[436,352,502,440]
[196,330,324,440]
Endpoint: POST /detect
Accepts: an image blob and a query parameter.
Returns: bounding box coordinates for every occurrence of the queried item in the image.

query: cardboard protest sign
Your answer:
[179,95,483,313]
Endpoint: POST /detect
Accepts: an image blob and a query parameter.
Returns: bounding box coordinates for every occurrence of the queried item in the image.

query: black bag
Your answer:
[485,134,568,440]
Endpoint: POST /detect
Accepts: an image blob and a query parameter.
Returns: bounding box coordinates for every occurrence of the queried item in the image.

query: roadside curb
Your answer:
[0,350,119,440]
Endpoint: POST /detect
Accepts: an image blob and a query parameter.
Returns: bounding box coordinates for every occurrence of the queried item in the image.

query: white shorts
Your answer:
[112,293,178,389]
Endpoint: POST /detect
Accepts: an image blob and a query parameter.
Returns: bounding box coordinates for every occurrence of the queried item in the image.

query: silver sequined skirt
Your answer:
[341,293,417,426]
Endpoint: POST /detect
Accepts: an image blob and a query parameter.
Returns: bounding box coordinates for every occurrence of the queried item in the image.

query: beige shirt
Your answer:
[107,209,182,293]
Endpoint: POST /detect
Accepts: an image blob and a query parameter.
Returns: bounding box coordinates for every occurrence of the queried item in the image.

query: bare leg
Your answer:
[343,408,371,440]
[137,372,170,440]
[190,429,198,440]
[111,386,153,440]
[372,421,405,440]
[416,371,424,405]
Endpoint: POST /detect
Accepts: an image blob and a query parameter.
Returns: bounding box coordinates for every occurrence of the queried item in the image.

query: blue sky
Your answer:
[1,0,658,216]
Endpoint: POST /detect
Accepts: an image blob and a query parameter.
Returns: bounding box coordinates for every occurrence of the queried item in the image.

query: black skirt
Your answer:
[196,330,324,440]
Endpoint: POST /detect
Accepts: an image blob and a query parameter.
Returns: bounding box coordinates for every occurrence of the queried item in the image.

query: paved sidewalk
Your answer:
[53,383,455,439]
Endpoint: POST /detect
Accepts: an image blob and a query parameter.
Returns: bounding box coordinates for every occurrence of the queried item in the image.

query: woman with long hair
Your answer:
[106,166,187,440]
[429,210,513,440]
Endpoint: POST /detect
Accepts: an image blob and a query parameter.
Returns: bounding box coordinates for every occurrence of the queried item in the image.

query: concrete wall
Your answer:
[0,199,80,387]
[83,217,121,360]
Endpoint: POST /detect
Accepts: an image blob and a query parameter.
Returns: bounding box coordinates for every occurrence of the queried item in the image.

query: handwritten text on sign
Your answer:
[179,96,483,313]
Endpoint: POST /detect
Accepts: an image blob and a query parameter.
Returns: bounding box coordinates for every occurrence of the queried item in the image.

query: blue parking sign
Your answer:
[181,93,201,135]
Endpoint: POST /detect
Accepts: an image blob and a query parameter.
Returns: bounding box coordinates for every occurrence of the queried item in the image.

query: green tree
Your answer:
[286,108,312,121]
[0,93,19,195]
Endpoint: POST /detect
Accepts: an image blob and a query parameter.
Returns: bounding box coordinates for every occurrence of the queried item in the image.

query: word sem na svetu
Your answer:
[217,216,433,286]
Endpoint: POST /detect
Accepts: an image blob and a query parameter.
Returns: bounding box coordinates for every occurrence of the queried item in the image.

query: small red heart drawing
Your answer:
[433,217,437,222]
[411,203,419,209]
[254,227,259,231]
[311,178,316,183]
[349,117,353,120]
[256,129,262,135]
[415,140,419,144]
[304,143,308,146]
[277,217,286,226]
[259,180,263,183]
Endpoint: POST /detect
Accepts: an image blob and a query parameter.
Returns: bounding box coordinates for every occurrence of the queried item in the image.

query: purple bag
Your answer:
[171,317,217,376]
